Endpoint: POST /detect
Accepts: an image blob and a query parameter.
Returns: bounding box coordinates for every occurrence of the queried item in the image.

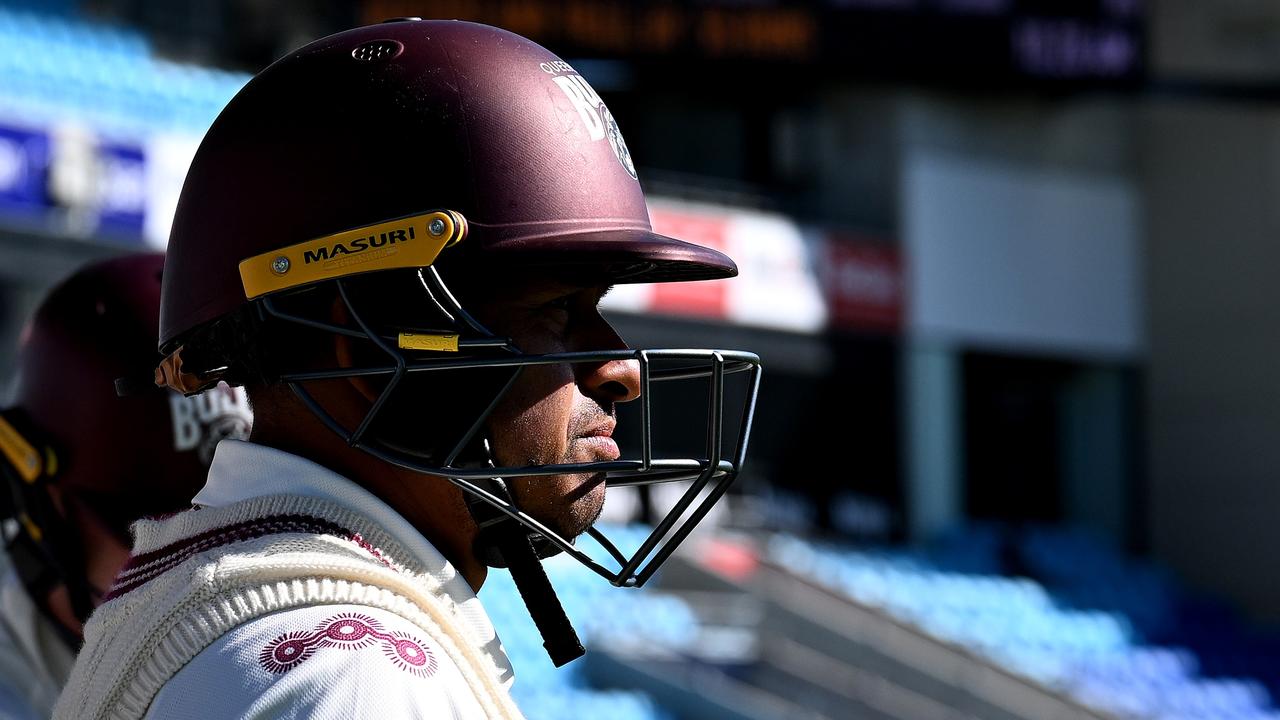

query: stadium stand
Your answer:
[0,4,248,136]
[479,525,687,720]
[766,525,1280,720]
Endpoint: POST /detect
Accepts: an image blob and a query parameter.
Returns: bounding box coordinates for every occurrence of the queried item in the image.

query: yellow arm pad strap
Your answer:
[18,514,41,542]
[239,210,467,299]
[0,415,41,483]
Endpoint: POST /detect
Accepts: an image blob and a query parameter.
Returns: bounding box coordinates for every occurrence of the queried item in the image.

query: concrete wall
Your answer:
[1140,99,1280,620]
[883,94,1143,541]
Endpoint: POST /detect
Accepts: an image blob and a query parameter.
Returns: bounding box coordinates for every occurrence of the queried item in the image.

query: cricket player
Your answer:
[0,252,250,718]
[55,20,760,719]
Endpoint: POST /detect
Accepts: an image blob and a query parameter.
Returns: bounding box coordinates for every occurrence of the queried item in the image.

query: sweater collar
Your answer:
[191,439,514,686]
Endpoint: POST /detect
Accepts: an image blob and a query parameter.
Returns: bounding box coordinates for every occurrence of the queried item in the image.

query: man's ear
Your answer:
[330,295,381,405]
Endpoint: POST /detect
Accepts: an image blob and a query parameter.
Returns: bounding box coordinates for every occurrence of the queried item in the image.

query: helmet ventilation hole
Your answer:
[352,40,404,63]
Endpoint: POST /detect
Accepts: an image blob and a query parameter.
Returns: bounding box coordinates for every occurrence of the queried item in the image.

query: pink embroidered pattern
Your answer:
[259,613,438,678]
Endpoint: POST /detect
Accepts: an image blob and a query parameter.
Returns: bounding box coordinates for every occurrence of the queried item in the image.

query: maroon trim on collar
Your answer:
[105,514,392,601]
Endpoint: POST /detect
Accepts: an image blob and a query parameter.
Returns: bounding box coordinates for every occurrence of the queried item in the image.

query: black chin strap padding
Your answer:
[493,527,585,667]
[454,438,583,666]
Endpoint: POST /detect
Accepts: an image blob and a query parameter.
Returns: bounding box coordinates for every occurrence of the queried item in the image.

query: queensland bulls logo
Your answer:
[169,382,252,464]
[544,62,639,179]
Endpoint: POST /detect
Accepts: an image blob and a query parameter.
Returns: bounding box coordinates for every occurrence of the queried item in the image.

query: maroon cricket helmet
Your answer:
[159,18,736,352]
[9,252,251,540]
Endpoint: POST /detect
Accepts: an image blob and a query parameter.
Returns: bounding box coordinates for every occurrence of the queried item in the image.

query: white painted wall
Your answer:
[903,150,1143,359]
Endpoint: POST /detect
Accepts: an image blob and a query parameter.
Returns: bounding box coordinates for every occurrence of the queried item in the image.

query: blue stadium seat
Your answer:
[0,4,248,136]
[766,527,1280,717]
[477,523,694,720]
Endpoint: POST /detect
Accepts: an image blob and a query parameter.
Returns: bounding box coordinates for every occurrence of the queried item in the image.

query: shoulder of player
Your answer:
[145,603,487,719]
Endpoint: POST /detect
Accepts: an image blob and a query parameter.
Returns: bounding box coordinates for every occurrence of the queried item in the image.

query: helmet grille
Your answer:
[352,40,404,63]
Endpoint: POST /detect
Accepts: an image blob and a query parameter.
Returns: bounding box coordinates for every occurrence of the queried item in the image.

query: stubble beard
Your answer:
[509,470,606,542]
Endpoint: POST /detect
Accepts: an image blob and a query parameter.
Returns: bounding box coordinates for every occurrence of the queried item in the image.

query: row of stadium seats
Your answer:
[940,523,1280,698]
[767,527,1280,720]
[0,4,247,136]
[479,524,685,720]
[0,5,147,57]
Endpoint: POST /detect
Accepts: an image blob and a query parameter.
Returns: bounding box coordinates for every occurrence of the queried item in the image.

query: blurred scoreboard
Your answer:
[362,0,1144,87]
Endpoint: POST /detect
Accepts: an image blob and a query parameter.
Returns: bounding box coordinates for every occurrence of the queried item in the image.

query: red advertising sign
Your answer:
[647,207,731,319]
[821,233,902,332]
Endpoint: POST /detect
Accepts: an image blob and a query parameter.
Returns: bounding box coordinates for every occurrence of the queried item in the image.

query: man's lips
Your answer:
[575,419,619,461]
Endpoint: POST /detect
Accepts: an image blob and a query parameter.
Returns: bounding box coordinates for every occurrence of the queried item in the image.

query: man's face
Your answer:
[467,279,641,541]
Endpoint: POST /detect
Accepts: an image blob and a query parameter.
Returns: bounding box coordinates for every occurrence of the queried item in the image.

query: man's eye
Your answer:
[544,295,574,312]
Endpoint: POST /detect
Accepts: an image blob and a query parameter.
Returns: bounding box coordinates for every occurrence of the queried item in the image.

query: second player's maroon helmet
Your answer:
[10,252,250,536]
[1,252,251,632]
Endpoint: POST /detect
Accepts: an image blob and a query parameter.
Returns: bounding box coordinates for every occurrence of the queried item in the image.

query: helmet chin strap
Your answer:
[462,440,585,667]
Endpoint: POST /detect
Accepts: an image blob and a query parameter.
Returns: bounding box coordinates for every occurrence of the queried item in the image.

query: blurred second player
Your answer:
[0,251,251,719]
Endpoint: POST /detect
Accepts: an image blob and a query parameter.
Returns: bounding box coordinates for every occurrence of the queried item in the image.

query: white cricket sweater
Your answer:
[52,441,524,720]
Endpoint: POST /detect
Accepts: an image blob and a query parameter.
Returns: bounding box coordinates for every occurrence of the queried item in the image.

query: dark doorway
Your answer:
[773,333,902,540]
[962,352,1075,523]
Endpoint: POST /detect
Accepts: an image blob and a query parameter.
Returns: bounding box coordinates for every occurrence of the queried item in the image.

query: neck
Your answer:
[42,496,130,642]
[250,411,488,591]
[44,585,83,642]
